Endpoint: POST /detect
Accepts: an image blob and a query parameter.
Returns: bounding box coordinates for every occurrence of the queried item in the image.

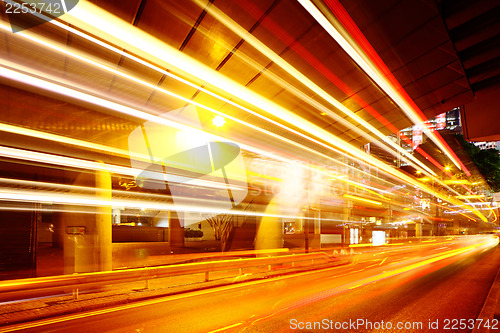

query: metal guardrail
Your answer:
[0,252,335,303]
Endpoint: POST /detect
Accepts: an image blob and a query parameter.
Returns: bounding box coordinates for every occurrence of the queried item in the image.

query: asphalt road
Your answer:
[3,236,499,333]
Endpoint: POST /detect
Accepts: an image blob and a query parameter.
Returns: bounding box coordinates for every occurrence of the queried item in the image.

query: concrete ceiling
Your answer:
[340,0,500,141]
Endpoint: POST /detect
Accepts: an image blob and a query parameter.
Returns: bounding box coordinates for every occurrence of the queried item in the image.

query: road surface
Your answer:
[2,236,499,333]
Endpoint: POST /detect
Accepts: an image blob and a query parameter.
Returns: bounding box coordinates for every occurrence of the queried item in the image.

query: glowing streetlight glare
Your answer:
[212,115,226,127]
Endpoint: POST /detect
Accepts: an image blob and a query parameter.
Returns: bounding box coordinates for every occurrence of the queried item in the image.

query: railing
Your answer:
[0,252,336,303]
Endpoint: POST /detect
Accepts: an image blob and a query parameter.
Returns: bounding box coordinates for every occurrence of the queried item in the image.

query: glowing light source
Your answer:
[212,115,226,127]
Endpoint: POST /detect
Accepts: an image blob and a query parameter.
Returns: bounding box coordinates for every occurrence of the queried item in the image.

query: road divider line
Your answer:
[208,322,243,333]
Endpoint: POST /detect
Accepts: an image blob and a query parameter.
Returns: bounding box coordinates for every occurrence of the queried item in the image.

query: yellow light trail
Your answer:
[60,2,429,177]
[0,20,404,193]
[0,144,247,193]
[0,122,135,159]
[0,23,412,197]
[478,198,498,223]
[192,0,436,177]
[343,194,382,206]
[455,195,485,199]
[0,186,352,222]
[0,60,305,170]
[0,3,489,220]
[0,65,400,199]
[443,179,470,185]
[331,176,390,198]
[0,22,344,166]
[58,1,485,218]
[0,116,404,203]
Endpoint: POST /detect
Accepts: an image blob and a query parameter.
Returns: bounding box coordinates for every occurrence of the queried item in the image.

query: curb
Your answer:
[472,264,500,333]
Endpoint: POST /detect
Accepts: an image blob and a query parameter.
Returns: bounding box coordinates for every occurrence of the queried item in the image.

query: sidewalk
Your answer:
[473,263,500,333]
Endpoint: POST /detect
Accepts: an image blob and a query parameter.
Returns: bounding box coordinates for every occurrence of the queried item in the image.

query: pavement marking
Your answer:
[207,322,243,333]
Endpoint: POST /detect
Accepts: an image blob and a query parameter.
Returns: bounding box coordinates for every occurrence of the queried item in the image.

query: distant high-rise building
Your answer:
[445,108,461,131]
[394,108,463,167]
[472,141,500,150]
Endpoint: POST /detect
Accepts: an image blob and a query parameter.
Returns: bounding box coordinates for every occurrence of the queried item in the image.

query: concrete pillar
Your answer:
[95,167,112,272]
[62,168,113,274]
[255,197,282,250]
[168,210,184,249]
[415,219,423,238]
[342,201,352,245]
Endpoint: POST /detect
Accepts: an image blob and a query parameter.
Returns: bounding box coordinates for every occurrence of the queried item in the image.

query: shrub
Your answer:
[184,228,204,238]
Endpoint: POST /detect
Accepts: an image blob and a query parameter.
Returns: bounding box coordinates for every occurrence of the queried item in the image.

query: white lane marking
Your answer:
[208,322,243,333]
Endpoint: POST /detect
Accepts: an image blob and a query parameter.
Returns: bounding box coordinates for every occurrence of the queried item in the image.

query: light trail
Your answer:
[0,3,491,220]
[57,1,486,220]
[0,23,412,197]
[0,21,357,168]
[0,121,135,159]
[298,0,470,175]
[232,0,451,177]
[343,194,382,206]
[0,20,407,194]
[0,60,302,173]
[0,186,357,223]
[192,0,437,177]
